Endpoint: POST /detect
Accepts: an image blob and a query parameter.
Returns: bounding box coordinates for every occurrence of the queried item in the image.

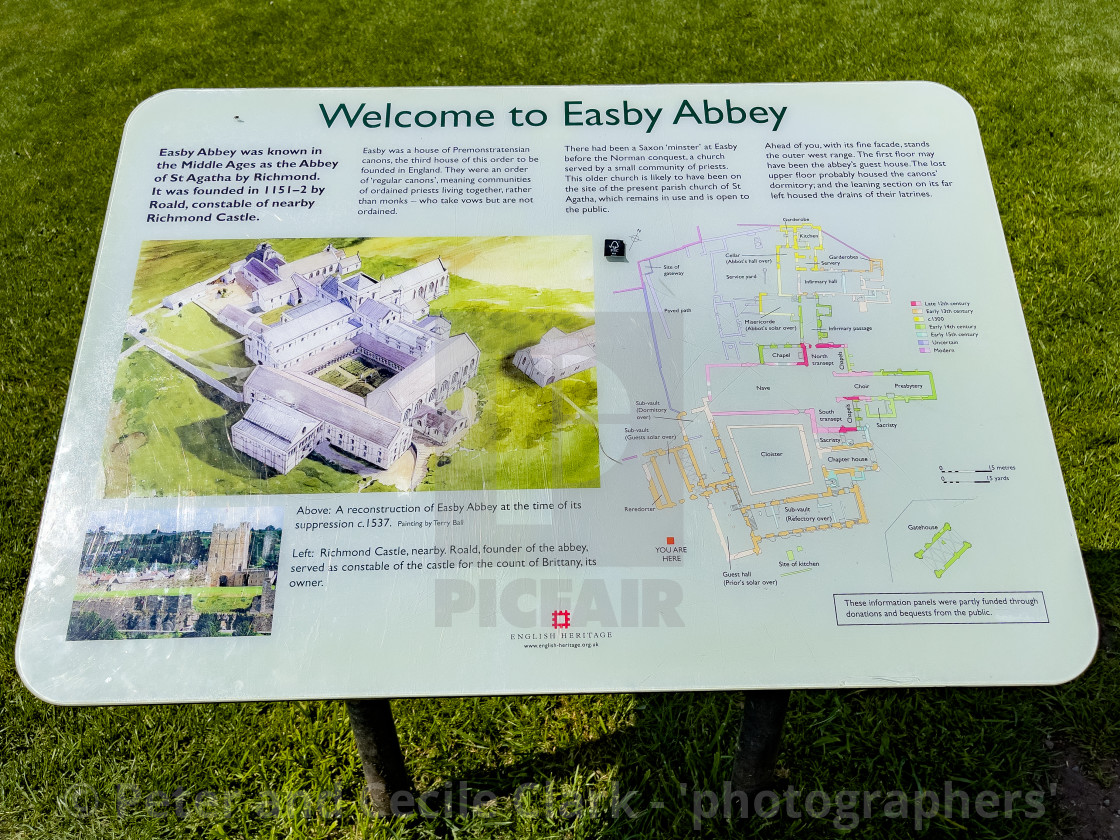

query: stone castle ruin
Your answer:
[69,521,279,639]
[206,521,251,586]
[78,522,273,592]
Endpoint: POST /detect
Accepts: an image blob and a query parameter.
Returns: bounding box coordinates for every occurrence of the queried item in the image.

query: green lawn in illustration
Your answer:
[144,303,252,377]
[259,304,290,325]
[423,367,599,491]
[358,253,419,279]
[105,347,365,497]
[196,339,251,371]
[317,367,351,388]
[424,274,598,490]
[357,236,594,293]
[129,238,367,315]
[146,303,240,354]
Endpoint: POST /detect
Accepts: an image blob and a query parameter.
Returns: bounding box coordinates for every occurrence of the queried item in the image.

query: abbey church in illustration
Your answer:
[163,243,479,475]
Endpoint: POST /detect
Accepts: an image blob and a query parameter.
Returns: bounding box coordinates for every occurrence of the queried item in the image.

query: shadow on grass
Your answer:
[1036,548,1120,765]
[415,726,641,808]
[397,691,742,833]
[175,410,269,484]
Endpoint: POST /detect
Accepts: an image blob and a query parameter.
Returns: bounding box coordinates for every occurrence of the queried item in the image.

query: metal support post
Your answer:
[731,689,791,805]
[346,698,414,817]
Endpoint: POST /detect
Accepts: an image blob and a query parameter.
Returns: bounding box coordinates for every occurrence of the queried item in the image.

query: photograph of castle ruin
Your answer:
[104,236,598,497]
[67,507,282,641]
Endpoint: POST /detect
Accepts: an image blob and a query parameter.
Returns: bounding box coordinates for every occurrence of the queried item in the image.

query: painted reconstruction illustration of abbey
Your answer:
[513,324,596,387]
[163,243,479,475]
[108,236,598,496]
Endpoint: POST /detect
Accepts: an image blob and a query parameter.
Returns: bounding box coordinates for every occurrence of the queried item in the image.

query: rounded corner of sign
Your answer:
[911,81,979,120]
[1050,623,1101,687]
[13,640,69,707]
[123,89,192,133]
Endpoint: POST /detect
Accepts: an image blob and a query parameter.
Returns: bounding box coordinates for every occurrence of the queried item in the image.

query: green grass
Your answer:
[104,348,365,497]
[129,238,359,314]
[260,304,291,325]
[317,367,352,388]
[340,358,373,377]
[361,254,420,279]
[144,303,252,373]
[355,237,593,293]
[196,340,251,371]
[74,586,262,613]
[422,364,599,491]
[3,0,1120,838]
[423,274,599,490]
[146,301,240,351]
[345,381,373,397]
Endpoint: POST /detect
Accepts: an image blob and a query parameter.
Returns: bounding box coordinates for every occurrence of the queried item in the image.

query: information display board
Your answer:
[16,83,1096,704]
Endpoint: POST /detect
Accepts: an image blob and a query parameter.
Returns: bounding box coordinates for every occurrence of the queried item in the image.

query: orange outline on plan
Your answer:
[641,404,875,558]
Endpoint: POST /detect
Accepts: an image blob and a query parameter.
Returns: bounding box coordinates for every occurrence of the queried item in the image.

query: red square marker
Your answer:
[666,537,675,545]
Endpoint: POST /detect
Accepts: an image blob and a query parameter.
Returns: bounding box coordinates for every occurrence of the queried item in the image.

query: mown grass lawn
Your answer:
[2,0,1118,838]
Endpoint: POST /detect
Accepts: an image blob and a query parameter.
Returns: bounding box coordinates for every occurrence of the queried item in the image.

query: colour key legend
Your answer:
[912,300,930,353]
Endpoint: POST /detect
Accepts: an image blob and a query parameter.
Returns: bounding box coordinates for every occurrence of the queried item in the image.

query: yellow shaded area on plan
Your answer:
[640,398,873,560]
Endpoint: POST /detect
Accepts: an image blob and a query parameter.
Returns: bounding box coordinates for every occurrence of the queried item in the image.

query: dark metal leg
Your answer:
[346,698,414,817]
[731,689,790,805]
